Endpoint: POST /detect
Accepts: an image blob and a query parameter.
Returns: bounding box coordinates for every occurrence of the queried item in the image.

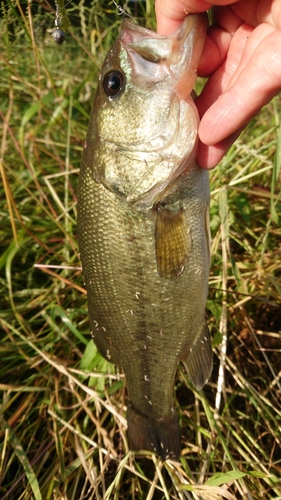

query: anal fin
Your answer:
[182,321,213,390]
[155,207,190,278]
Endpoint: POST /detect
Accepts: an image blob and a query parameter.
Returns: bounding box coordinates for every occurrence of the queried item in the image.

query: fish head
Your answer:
[85,14,208,209]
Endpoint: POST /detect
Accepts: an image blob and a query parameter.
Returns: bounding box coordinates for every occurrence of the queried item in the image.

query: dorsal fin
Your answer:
[155,207,190,278]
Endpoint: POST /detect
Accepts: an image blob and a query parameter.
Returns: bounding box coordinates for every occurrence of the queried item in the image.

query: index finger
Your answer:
[155,0,240,34]
[155,0,210,34]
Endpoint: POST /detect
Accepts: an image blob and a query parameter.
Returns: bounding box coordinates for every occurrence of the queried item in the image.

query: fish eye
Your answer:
[102,70,125,98]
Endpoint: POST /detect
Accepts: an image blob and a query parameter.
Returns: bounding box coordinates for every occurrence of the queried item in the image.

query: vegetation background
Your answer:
[0,1,280,499]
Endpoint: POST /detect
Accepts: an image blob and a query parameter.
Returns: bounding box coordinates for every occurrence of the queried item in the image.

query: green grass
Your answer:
[0,1,280,499]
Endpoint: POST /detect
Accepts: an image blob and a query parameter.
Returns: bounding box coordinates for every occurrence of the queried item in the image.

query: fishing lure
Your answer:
[51,0,71,44]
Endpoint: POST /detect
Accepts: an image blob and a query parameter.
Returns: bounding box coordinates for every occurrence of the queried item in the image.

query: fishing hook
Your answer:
[112,0,135,20]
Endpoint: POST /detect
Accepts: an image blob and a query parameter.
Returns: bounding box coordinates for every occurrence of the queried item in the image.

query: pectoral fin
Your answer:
[155,207,190,278]
[182,321,213,390]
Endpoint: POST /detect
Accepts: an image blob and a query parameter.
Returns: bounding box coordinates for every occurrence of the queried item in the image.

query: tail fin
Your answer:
[127,406,181,461]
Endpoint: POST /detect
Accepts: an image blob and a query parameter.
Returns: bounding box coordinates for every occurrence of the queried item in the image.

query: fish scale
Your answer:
[78,14,213,460]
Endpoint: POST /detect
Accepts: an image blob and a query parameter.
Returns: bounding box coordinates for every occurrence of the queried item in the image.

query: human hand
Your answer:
[155,0,281,169]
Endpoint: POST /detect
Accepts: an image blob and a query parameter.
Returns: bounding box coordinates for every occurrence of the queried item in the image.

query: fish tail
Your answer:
[127,406,181,461]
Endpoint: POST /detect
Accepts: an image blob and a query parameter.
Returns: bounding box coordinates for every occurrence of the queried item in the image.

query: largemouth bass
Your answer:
[77,13,212,461]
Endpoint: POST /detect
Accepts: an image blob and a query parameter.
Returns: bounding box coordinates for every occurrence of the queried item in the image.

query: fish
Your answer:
[77,13,212,461]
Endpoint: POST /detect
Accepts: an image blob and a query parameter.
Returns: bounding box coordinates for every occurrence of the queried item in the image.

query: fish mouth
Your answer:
[120,14,208,97]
